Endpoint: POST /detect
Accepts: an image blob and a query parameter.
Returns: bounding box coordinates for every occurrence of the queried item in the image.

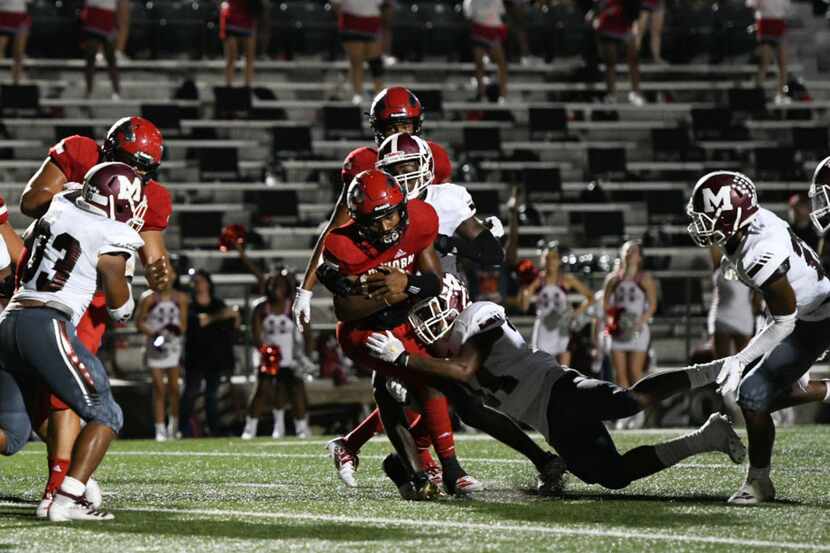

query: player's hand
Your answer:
[434,235,457,255]
[484,216,505,239]
[366,331,406,364]
[293,288,313,328]
[716,356,745,396]
[386,378,409,405]
[145,256,170,292]
[362,267,408,298]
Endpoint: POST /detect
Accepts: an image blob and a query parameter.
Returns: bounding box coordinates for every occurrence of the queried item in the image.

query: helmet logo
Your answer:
[702,187,733,213]
[116,175,142,202]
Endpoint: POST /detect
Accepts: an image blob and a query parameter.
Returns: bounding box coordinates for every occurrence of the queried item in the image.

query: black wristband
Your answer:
[395,351,410,368]
[405,272,441,299]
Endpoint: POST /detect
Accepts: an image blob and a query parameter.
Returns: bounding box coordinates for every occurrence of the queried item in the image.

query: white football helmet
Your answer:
[408,274,469,345]
[376,132,434,200]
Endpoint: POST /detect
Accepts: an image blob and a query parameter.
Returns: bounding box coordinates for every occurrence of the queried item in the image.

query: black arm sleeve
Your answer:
[316,261,355,297]
[441,229,504,268]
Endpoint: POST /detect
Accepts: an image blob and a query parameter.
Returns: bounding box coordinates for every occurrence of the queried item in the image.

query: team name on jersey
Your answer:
[363,251,415,275]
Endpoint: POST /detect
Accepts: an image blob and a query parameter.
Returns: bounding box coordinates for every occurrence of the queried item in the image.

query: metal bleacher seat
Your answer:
[587,147,626,179]
[199,147,240,181]
[322,106,363,140]
[213,87,252,119]
[523,167,562,201]
[651,127,693,161]
[463,127,502,158]
[0,84,40,117]
[141,104,182,134]
[528,107,568,138]
[272,125,313,158]
[793,127,829,157]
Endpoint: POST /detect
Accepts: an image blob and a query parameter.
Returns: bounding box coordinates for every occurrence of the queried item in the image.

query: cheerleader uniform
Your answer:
[531,278,572,356]
[333,0,387,42]
[254,299,300,379]
[220,0,256,40]
[708,265,755,338]
[0,0,30,37]
[464,0,507,49]
[144,293,183,370]
[81,0,117,41]
[608,273,650,352]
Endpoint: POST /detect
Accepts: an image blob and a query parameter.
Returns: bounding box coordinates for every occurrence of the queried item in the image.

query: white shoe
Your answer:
[449,474,484,495]
[84,478,103,509]
[155,432,167,442]
[48,491,114,522]
[702,413,746,464]
[774,93,792,105]
[628,91,646,106]
[35,492,52,519]
[294,417,311,439]
[728,476,775,505]
[327,438,358,488]
[241,416,258,440]
[167,419,181,440]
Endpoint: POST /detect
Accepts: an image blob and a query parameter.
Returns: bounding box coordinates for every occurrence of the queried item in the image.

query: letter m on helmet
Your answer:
[701,186,733,213]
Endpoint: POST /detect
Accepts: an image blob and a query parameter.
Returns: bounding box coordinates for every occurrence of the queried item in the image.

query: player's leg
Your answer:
[343,40,364,100]
[649,2,665,62]
[365,39,383,94]
[0,368,32,458]
[732,319,830,504]
[489,41,508,99]
[373,373,426,491]
[625,35,642,99]
[100,38,120,97]
[242,374,270,439]
[289,372,310,438]
[12,27,27,84]
[224,35,238,86]
[151,367,167,441]
[770,379,830,410]
[272,377,288,438]
[243,34,256,87]
[471,45,486,99]
[166,365,181,438]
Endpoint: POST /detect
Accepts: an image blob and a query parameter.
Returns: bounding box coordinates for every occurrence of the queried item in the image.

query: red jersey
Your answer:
[323,199,438,277]
[48,135,172,232]
[428,141,452,184]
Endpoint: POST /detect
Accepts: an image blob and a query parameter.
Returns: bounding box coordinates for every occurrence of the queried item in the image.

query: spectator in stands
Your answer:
[180,269,240,437]
[135,272,189,442]
[504,0,532,64]
[749,0,790,104]
[331,0,390,105]
[636,0,665,63]
[114,0,130,61]
[0,0,30,84]
[592,0,644,105]
[708,246,756,359]
[603,241,656,422]
[520,241,594,366]
[220,0,260,87]
[464,0,509,102]
[80,0,121,99]
[789,192,821,252]
[256,0,272,59]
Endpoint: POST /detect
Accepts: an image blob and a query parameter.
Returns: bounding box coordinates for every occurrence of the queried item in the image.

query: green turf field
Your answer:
[2,426,830,552]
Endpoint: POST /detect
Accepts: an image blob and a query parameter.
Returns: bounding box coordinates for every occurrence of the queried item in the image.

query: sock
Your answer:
[155,422,166,435]
[653,426,716,467]
[408,414,435,468]
[421,396,456,463]
[59,475,85,498]
[168,417,178,434]
[686,361,723,390]
[823,380,830,403]
[343,408,382,453]
[748,464,771,481]
[45,458,70,496]
[295,416,309,434]
[244,416,258,433]
[272,410,285,436]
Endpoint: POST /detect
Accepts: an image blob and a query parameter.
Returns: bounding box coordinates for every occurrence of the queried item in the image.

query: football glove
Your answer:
[716,356,745,396]
[366,331,407,365]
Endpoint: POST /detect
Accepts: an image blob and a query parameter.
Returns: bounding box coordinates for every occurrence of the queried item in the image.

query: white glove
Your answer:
[716,356,745,396]
[295,353,317,378]
[386,378,409,405]
[293,288,312,329]
[366,331,406,364]
[484,216,505,239]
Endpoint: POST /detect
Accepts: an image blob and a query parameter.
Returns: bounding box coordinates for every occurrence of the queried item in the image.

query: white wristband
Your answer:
[107,290,136,323]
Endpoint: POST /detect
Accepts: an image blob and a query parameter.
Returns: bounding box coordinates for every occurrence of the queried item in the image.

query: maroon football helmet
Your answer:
[687,171,759,247]
[409,274,470,345]
[103,116,164,174]
[809,155,830,234]
[346,169,408,249]
[368,87,424,145]
[376,132,434,199]
[80,162,147,231]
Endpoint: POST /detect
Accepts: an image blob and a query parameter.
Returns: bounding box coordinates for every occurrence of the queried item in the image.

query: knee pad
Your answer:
[737,372,775,412]
[368,57,384,79]
[0,411,32,456]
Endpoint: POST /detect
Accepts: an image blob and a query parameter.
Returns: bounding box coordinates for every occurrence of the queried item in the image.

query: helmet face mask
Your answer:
[686,207,728,247]
[809,183,830,234]
[346,169,409,250]
[409,274,470,346]
[376,133,434,200]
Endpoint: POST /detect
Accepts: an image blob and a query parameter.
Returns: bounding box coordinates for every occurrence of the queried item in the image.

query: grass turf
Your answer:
[2,426,830,552]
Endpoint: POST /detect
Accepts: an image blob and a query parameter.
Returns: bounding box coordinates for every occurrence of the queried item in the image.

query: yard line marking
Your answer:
[2,502,826,551]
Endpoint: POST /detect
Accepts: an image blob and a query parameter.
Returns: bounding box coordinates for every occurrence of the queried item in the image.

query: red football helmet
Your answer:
[809,155,830,234]
[79,162,147,231]
[368,87,424,146]
[687,171,759,247]
[376,132,435,199]
[346,169,408,249]
[103,116,164,174]
[341,146,378,188]
[409,274,470,345]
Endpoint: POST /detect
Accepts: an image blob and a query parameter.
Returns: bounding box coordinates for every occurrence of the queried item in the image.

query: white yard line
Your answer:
[1,502,826,551]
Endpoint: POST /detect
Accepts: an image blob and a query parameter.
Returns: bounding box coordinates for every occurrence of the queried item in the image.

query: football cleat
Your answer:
[702,413,747,464]
[48,491,114,522]
[447,474,484,496]
[424,461,443,488]
[728,476,776,505]
[537,454,567,497]
[84,478,103,510]
[327,438,359,488]
[35,492,52,519]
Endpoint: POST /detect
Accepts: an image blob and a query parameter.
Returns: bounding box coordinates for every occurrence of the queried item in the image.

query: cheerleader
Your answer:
[708,246,756,358]
[592,0,644,105]
[80,0,121,98]
[522,242,594,366]
[0,0,30,84]
[241,270,313,439]
[136,274,189,441]
[463,0,509,101]
[603,240,657,388]
[220,0,261,86]
[331,0,391,104]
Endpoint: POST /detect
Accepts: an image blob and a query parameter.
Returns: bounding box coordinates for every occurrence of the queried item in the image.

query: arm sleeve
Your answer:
[735,310,797,366]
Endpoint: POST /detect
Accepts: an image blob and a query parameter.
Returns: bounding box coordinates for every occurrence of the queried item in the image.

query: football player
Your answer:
[688,171,830,504]
[19,116,172,517]
[0,162,145,521]
[367,278,747,495]
[318,168,482,496]
[326,132,510,490]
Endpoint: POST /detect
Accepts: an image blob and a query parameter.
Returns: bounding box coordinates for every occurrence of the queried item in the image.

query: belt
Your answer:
[6,298,74,319]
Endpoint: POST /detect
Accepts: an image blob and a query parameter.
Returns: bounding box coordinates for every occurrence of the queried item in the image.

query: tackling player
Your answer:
[0,162,145,521]
[688,171,830,504]
[367,277,747,495]
[19,116,172,517]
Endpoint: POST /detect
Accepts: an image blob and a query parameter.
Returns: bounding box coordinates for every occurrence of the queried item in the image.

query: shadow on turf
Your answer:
[91,513,427,542]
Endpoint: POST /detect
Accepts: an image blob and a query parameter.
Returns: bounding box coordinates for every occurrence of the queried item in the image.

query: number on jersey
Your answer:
[21,220,82,292]
[788,229,825,281]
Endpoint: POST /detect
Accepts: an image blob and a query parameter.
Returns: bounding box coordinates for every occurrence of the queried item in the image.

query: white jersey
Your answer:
[14,193,143,326]
[423,183,477,277]
[707,265,754,336]
[331,0,385,17]
[723,207,830,322]
[463,0,505,26]
[531,280,572,355]
[449,301,565,441]
[255,299,299,367]
[0,0,26,13]
[85,0,117,10]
